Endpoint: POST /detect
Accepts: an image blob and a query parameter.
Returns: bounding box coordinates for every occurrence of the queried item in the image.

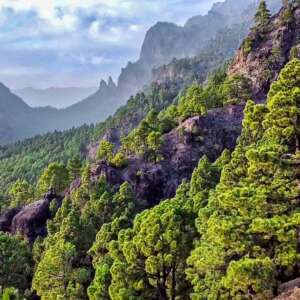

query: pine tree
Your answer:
[9,179,34,208]
[88,182,138,300]
[32,240,79,299]
[67,156,82,182]
[0,233,33,292]
[187,59,300,299]
[255,0,271,27]
[108,183,196,300]
[37,162,69,196]
[97,140,114,161]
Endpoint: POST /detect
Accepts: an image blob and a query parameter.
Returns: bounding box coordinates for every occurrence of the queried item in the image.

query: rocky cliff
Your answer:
[91,105,243,207]
[229,6,300,101]
[118,0,282,97]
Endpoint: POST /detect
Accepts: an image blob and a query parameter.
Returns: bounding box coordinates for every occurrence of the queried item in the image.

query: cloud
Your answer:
[0,0,219,89]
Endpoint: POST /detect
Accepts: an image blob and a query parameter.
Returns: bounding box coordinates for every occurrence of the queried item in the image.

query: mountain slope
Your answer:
[117,0,282,96]
[3,3,300,299]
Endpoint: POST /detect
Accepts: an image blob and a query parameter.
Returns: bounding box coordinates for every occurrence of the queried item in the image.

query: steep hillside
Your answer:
[229,4,300,100]
[0,0,282,145]
[3,2,300,300]
[118,0,282,95]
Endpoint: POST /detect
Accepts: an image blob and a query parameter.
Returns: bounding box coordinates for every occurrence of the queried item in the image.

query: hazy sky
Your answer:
[0,0,219,89]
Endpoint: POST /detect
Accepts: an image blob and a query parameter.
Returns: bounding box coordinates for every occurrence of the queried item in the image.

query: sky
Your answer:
[0,0,219,89]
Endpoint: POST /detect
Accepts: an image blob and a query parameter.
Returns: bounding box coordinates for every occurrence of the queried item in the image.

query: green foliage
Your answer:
[0,233,32,292]
[67,156,82,182]
[32,240,81,300]
[187,59,300,299]
[8,179,34,208]
[88,182,139,300]
[37,162,69,196]
[110,152,128,168]
[255,0,271,27]
[177,84,208,119]
[0,125,94,196]
[1,287,22,300]
[108,184,196,300]
[120,109,164,162]
[222,75,252,104]
[189,155,221,212]
[97,140,114,161]
[243,37,254,55]
[222,257,275,299]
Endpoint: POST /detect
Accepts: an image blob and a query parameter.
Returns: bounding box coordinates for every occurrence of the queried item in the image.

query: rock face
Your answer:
[118,0,281,97]
[274,278,300,299]
[228,7,300,101]
[0,190,61,242]
[91,105,244,206]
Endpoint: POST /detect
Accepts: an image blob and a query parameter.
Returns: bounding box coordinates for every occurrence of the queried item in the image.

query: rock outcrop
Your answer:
[274,278,300,299]
[91,105,244,206]
[229,7,300,101]
[0,190,61,242]
[118,0,280,97]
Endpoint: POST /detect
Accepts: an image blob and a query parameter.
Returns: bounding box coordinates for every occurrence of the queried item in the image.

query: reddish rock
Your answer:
[229,8,300,102]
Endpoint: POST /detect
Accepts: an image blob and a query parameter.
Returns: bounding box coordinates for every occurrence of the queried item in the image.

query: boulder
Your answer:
[0,190,61,242]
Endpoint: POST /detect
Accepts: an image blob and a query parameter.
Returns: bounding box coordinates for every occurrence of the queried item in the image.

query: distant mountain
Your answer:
[14,86,97,109]
[117,0,281,97]
[0,83,55,145]
[0,0,282,145]
[57,77,121,127]
[0,76,124,144]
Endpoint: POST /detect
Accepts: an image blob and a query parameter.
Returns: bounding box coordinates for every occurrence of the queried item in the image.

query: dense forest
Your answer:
[2,1,300,299]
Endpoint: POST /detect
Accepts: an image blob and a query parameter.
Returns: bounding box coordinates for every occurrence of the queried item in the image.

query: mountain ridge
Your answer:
[14,86,97,109]
[0,0,282,145]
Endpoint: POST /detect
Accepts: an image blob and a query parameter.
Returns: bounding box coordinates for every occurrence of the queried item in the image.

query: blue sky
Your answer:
[0,0,219,89]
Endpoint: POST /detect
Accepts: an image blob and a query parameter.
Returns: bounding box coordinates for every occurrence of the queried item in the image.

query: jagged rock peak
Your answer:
[99,79,108,90]
[99,77,117,91]
[108,76,117,89]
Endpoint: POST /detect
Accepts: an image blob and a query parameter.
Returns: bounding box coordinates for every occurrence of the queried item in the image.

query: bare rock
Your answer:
[229,7,300,102]
[0,207,21,232]
[0,190,61,242]
[91,104,244,206]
